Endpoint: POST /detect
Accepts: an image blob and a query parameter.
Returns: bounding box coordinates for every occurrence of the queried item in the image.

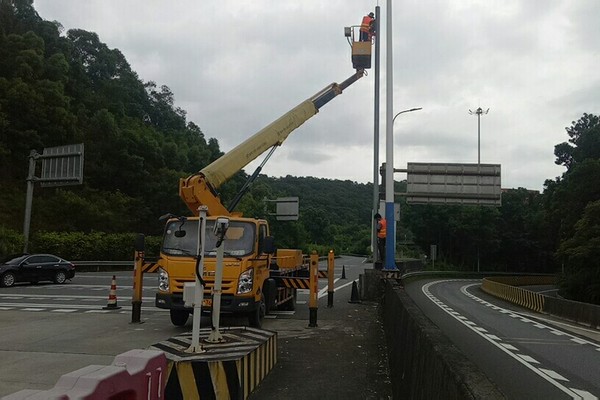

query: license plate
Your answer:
[202,299,212,307]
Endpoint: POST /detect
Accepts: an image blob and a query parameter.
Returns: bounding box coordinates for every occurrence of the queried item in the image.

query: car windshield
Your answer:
[162,219,256,257]
[1,254,28,264]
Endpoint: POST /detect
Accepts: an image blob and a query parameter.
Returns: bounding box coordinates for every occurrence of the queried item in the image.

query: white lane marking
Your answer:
[0,302,168,312]
[0,294,155,301]
[318,279,357,299]
[51,309,78,313]
[517,354,540,364]
[461,285,600,349]
[500,343,519,351]
[572,389,599,400]
[539,368,569,381]
[422,281,589,399]
[318,278,341,297]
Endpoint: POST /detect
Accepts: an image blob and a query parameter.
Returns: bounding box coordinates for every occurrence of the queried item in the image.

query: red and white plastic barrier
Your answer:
[2,349,166,400]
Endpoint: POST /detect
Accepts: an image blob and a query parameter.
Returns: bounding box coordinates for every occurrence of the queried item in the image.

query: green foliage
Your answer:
[0,226,23,256]
[30,231,161,260]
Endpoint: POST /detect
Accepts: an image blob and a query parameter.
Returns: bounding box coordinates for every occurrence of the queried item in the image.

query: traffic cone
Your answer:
[341,265,347,279]
[348,280,361,304]
[103,275,121,310]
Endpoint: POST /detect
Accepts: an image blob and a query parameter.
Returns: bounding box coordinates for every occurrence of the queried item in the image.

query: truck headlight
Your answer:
[237,268,254,294]
[158,267,169,292]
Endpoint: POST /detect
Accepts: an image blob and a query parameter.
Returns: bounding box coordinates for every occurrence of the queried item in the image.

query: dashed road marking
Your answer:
[422,280,599,399]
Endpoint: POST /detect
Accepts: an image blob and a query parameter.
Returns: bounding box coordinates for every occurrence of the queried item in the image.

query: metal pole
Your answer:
[187,206,208,353]
[478,111,481,165]
[23,150,38,253]
[469,107,488,272]
[207,228,225,343]
[384,0,395,270]
[372,5,381,262]
[131,233,145,324]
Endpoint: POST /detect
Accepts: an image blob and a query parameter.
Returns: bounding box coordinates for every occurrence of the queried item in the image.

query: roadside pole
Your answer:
[187,206,208,353]
[327,250,335,308]
[131,234,145,324]
[308,251,319,327]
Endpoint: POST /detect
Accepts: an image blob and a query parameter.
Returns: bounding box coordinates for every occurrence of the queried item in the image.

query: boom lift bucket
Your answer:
[345,26,372,70]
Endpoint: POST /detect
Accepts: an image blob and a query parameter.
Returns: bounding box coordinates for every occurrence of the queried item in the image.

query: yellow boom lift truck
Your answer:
[155,36,370,328]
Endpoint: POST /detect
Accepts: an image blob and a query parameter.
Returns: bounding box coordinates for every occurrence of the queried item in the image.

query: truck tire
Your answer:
[170,309,189,326]
[248,293,266,328]
[263,279,277,314]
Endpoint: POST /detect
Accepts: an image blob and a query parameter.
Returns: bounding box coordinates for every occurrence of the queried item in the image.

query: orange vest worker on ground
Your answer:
[374,213,386,264]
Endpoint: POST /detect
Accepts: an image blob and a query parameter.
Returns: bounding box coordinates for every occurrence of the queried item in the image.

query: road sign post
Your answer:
[22,144,84,252]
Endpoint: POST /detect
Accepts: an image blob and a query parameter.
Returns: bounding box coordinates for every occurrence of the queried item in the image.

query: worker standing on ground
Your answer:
[360,12,375,41]
[374,213,386,265]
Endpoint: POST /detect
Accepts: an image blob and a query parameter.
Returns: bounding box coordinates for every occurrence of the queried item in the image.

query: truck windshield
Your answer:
[162,220,256,258]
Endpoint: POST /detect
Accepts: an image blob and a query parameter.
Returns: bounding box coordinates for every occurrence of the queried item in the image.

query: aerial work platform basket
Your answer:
[345,26,373,70]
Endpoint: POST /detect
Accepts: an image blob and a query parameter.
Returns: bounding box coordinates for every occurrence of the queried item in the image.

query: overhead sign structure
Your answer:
[40,143,84,187]
[265,197,300,221]
[406,162,501,206]
[22,143,85,252]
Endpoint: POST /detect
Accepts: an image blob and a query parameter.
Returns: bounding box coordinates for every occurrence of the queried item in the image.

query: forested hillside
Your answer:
[0,1,598,304]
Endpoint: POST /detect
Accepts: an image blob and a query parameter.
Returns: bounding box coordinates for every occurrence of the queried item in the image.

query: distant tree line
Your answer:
[0,1,598,304]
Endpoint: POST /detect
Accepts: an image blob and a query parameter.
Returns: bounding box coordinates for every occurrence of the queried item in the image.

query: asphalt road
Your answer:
[0,256,391,399]
[405,279,600,400]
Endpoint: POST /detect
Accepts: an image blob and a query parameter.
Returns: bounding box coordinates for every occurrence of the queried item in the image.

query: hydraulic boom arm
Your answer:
[179,70,365,216]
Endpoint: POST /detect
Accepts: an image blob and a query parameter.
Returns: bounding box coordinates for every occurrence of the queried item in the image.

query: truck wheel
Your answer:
[170,309,189,326]
[264,279,277,314]
[248,293,266,328]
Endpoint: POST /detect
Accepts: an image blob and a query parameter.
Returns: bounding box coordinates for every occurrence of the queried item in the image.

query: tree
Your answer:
[554,113,600,171]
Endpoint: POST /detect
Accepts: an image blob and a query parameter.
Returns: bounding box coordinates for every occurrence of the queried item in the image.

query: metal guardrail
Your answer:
[74,261,132,266]
[72,260,158,273]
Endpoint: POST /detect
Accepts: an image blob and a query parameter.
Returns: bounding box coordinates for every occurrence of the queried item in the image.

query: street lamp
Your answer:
[381,106,422,270]
[392,107,422,125]
[468,106,489,273]
[468,107,489,165]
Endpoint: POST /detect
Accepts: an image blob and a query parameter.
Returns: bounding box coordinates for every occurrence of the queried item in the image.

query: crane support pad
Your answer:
[150,327,277,399]
[274,276,310,289]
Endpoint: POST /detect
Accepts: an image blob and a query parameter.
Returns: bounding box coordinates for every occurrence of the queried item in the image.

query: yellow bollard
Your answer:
[131,234,144,324]
[327,250,334,308]
[309,251,319,327]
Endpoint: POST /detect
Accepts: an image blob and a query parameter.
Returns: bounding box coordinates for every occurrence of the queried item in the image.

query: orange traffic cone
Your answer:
[103,275,121,310]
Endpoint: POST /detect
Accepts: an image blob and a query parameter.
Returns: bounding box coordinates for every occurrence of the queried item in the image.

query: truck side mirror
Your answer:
[261,236,276,255]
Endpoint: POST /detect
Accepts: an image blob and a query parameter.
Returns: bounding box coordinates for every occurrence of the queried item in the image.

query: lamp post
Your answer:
[468,107,489,165]
[393,108,423,125]
[382,107,422,270]
[469,106,488,273]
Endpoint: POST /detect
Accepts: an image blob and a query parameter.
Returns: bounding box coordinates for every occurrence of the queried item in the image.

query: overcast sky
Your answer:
[34,0,600,191]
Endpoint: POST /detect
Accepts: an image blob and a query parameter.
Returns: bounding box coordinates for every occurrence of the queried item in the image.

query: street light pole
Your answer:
[384,0,394,270]
[468,107,489,165]
[393,108,423,125]
[384,107,421,269]
[468,106,489,273]
[371,5,381,264]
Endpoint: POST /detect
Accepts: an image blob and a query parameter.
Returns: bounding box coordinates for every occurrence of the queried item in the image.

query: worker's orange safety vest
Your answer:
[361,16,374,33]
[377,219,387,238]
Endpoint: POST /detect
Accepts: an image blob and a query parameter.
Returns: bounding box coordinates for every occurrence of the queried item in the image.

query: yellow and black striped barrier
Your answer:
[142,261,159,273]
[150,327,277,399]
[278,277,310,289]
[481,275,556,313]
